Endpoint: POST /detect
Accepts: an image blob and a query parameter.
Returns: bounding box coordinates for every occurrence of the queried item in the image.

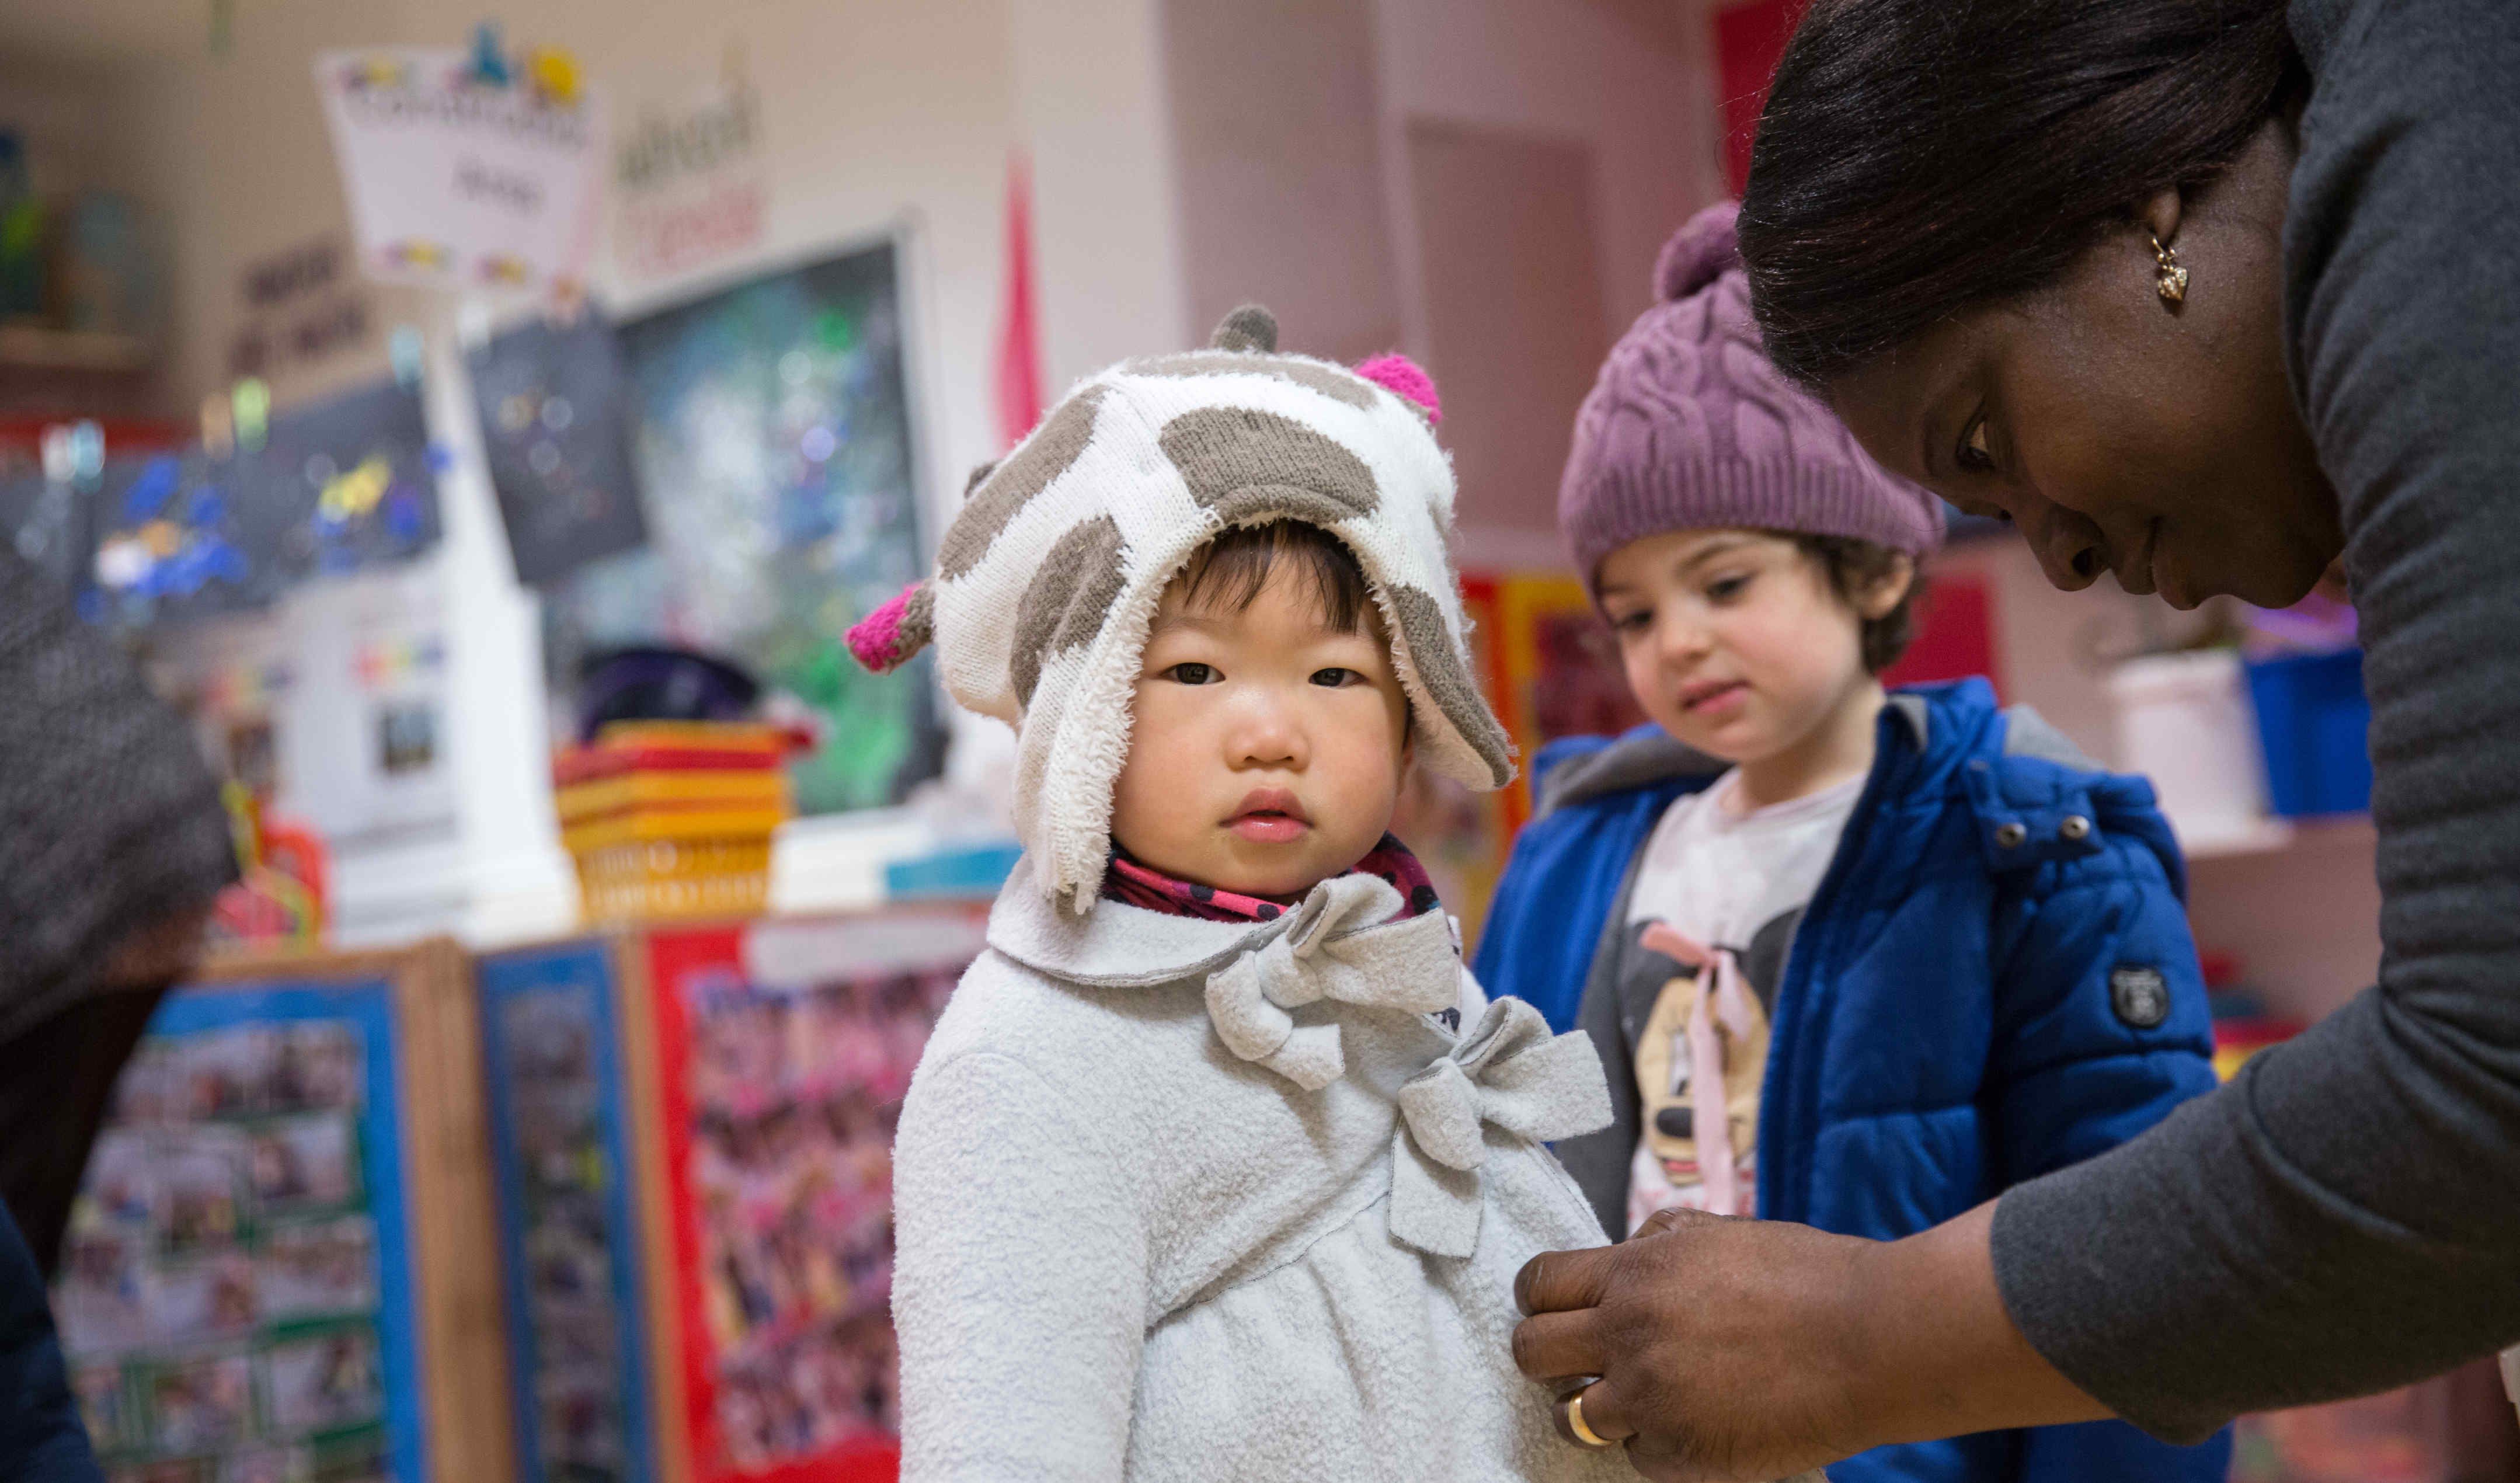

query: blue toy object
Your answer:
[2245,649,2373,817]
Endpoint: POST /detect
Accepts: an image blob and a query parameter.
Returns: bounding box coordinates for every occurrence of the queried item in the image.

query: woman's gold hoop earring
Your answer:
[2150,232,2190,305]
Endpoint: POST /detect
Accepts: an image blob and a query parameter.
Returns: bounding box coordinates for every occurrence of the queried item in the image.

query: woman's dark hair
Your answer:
[1738,0,2303,387]
[1797,535,1921,674]
[1175,520,1373,633]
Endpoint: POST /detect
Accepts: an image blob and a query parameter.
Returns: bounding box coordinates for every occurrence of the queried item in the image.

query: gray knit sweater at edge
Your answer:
[1991,0,2520,1443]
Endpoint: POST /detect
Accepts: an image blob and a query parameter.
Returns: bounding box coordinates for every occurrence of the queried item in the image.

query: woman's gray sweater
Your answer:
[1990,0,2520,1443]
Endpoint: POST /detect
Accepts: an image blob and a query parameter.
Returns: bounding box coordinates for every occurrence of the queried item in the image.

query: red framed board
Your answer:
[478,907,987,1483]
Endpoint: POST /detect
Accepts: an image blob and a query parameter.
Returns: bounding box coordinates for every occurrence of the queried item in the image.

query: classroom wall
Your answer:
[0,54,117,197]
[1160,0,1724,562]
[1373,0,1721,559]
[92,0,1027,510]
[1161,0,1407,365]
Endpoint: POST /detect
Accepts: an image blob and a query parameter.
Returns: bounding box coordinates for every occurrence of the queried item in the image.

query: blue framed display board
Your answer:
[476,941,655,1483]
[53,941,513,1483]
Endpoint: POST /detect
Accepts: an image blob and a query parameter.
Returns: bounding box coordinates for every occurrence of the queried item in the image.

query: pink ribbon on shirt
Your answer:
[1640,921,1760,1217]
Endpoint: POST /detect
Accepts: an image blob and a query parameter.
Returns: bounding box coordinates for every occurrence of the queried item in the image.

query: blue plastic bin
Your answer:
[885,840,1022,900]
[2243,649,2372,817]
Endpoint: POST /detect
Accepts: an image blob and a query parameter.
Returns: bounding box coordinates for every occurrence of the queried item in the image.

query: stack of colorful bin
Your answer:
[556,721,795,924]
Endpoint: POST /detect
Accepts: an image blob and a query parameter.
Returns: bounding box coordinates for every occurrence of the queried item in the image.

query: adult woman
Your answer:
[1510,0,2520,1477]
[0,545,235,1480]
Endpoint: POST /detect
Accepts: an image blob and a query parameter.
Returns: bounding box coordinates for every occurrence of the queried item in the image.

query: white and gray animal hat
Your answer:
[850,306,1515,911]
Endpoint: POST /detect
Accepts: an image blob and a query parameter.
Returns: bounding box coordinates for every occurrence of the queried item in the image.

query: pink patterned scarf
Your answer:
[1104,833,1442,925]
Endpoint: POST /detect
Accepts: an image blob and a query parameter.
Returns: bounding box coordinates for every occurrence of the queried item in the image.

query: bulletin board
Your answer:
[544,238,945,813]
[475,909,986,1483]
[465,312,649,588]
[52,940,509,1483]
[476,942,656,1483]
[1486,571,1647,829]
[88,380,443,628]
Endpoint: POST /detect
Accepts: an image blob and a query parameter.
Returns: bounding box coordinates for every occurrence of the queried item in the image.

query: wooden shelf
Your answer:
[0,323,154,373]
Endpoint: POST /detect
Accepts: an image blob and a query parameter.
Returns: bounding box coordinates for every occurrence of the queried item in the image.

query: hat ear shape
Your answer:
[845,581,935,674]
[1353,353,1442,425]
[1210,304,1279,353]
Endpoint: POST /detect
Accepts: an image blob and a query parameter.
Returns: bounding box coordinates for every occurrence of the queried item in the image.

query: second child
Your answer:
[1476,204,2231,1483]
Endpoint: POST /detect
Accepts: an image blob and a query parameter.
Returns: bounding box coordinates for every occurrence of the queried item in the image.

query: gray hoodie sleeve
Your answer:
[1989,0,2520,1442]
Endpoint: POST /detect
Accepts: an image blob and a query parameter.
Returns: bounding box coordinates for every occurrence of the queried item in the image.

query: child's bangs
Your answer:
[1175,521,1373,633]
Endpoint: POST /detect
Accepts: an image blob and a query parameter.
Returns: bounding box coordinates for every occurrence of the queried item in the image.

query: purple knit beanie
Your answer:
[1559,201,1944,593]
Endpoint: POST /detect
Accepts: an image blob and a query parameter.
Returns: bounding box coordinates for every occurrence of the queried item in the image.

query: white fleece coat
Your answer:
[891,859,1635,1482]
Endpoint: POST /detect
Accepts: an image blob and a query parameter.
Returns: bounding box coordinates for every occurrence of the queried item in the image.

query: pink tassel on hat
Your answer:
[1354,353,1442,425]
[846,582,935,674]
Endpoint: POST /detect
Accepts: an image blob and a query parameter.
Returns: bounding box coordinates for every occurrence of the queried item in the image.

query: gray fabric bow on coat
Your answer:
[1391,997,1613,1258]
[1203,873,1460,1091]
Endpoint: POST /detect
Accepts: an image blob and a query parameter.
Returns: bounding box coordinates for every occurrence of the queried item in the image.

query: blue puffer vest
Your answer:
[1474,679,2231,1483]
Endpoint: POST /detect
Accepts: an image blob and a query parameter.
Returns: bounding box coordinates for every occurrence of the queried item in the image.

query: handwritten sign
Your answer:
[612,76,766,281]
[314,48,606,294]
[227,235,376,384]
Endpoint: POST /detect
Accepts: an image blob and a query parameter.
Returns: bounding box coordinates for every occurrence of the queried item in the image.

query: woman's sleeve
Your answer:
[1989,0,2520,1442]
[891,1051,1150,1480]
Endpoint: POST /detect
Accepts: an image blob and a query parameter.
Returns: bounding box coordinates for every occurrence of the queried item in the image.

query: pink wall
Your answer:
[1162,0,1725,557]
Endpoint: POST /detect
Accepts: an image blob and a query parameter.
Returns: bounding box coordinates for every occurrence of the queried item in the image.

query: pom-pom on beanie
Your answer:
[850,306,1512,911]
[1558,201,1944,595]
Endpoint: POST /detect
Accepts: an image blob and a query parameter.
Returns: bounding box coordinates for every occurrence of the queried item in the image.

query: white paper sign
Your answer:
[315,49,605,293]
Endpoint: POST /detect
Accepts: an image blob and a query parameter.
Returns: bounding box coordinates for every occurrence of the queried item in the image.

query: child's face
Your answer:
[1596,528,1903,767]
[1108,561,1413,902]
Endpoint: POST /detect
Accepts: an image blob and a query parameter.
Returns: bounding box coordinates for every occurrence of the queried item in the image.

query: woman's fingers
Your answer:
[1520,1213,1892,1481]
[1511,1308,1604,1381]
[1633,1205,1700,1238]
[1515,1243,1614,1315]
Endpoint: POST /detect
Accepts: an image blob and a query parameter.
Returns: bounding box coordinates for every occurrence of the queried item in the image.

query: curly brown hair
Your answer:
[1795,534,1924,675]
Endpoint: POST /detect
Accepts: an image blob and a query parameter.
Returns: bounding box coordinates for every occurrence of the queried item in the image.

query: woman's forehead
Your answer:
[1826,326,1986,484]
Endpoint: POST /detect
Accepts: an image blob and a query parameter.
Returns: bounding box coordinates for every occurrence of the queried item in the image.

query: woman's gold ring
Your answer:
[1556,1382,1617,1450]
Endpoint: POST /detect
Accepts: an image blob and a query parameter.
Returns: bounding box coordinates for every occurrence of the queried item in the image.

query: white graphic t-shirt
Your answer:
[1618,768,1861,1233]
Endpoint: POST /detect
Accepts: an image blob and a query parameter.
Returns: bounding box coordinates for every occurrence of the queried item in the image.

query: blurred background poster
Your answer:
[545,238,944,817]
[89,380,442,629]
[465,311,649,587]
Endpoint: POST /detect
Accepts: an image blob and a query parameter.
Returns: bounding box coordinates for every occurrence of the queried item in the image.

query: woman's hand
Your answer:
[1510,1202,2110,1482]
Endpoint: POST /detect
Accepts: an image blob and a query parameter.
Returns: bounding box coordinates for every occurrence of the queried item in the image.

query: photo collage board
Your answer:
[52,980,425,1483]
[476,943,654,1483]
[643,918,980,1483]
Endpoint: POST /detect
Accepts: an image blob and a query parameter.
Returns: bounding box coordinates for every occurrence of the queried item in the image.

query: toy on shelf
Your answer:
[556,721,801,925]
[210,782,332,949]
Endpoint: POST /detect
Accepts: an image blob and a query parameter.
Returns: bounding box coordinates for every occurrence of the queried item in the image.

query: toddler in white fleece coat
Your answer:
[848,307,1652,1482]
